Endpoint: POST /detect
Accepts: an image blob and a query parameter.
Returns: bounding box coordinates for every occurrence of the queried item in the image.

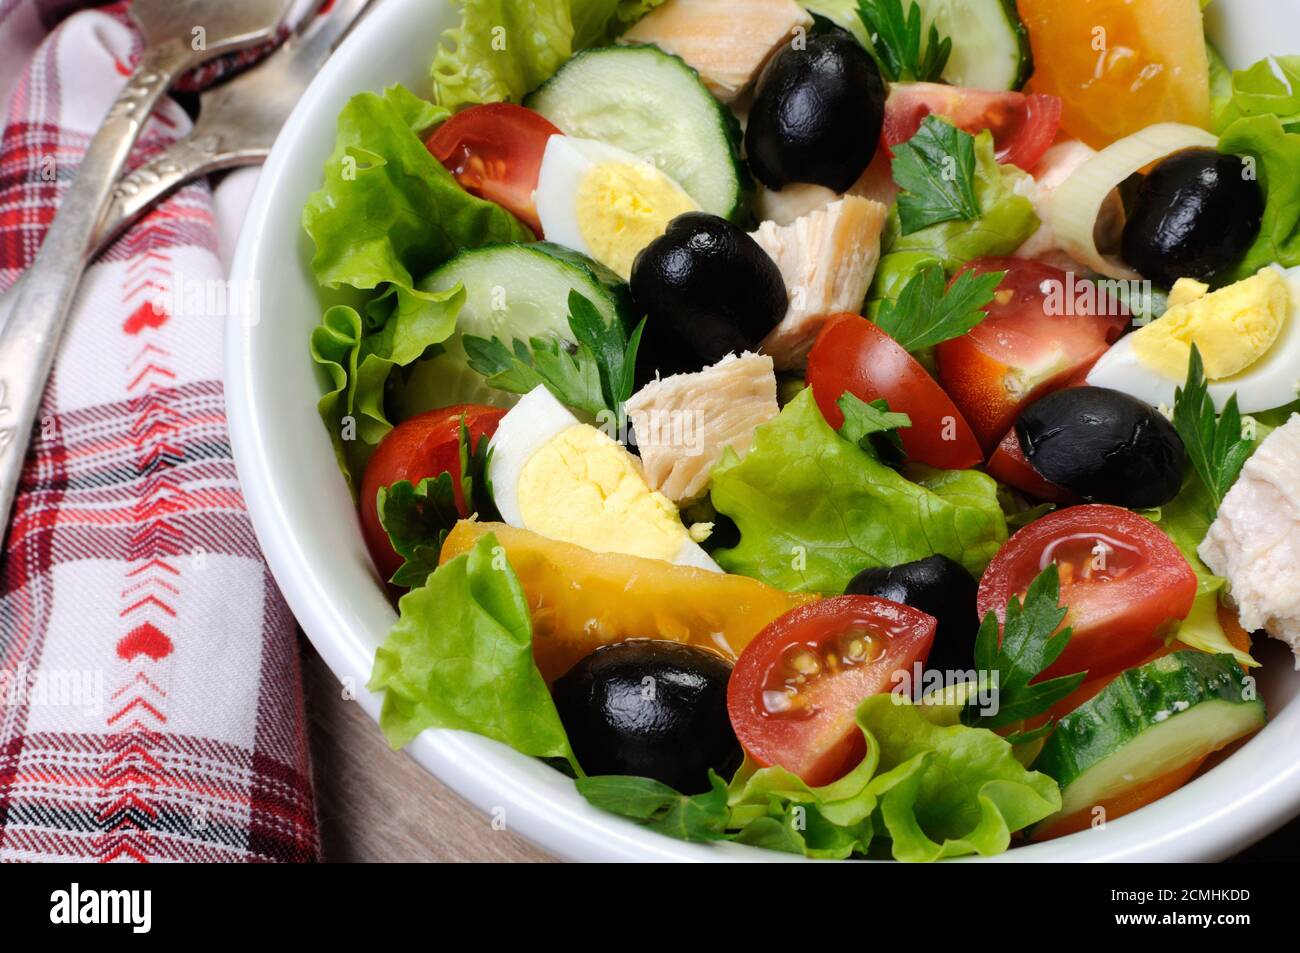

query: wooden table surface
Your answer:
[301,637,1296,863]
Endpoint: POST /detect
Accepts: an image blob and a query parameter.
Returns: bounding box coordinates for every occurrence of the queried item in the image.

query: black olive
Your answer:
[845,556,978,674]
[744,30,884,192]
[631,211,786,377]
[1015,387,1185,508]
[1120,148,1264,287]
[551,640,741,793]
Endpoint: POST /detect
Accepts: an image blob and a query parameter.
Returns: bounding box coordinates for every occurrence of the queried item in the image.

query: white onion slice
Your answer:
[1050,123,1219,280]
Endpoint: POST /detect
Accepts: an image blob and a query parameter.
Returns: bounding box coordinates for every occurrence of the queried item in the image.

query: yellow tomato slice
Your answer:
[440,521,819,682]
[1017,0,1211,148]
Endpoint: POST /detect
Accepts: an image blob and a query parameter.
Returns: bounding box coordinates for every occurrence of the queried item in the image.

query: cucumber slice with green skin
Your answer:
[525,45,750,221]
[1035,651,1265,825]
[901,0,1032,91]
[390,242,631,414]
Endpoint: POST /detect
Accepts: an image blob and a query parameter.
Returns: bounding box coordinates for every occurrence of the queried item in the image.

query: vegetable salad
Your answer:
[305,0,1300,860]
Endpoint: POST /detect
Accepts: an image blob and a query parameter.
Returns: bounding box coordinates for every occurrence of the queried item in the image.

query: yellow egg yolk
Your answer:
[575,161,697,280]
[1166,277,1209,308]
[517,424,688,563]
[1131,267,1290,380]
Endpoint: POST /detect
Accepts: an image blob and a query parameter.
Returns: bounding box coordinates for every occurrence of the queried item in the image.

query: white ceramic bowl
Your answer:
[227,0,1300,861]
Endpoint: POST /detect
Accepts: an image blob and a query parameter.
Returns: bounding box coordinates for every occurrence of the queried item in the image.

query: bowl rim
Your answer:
[225,0,1300,861]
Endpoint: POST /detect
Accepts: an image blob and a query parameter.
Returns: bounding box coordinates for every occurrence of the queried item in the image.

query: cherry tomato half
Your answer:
[807,313,984,469]
[727,596,936,786]
[359,404,506,581]
[935,259,1128,453]
[426,103,560,235]
[977,504,1197,681]
[986,427,1076,504]
[882,83,1063,170]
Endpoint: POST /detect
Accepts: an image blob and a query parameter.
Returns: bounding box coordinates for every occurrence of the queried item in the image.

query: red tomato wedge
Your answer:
[426,103,560,235]
[935,259,1128,453]
[977,505,1197,681]
[727,596,936,786]
[807,313,984,469]
[986,428,1076,504]
[359,405,506,581]
[882,83,1062,170]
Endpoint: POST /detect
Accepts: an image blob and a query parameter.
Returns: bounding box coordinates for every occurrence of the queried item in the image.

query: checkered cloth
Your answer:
[0,0,319,862]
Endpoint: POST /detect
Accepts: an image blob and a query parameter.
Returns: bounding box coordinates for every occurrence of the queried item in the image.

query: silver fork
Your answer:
[99,0,375,251]
[0,0,295,533]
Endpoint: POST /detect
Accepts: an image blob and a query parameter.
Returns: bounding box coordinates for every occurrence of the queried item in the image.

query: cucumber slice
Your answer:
[912,0,1032,91]
[1035,651,1265,826]
[390,242,631,414]
[525,46,749,221]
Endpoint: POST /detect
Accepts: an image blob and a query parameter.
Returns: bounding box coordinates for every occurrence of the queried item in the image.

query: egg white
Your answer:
[1087,265,1300,413]
[488,385,721,571]
[488,385,581,528]
[534,135,694,270]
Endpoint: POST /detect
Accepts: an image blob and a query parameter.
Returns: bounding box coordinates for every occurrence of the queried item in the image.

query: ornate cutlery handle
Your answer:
[101,132,230,246]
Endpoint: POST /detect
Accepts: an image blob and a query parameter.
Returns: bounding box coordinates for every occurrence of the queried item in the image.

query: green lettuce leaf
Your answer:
[1152,472,1259,667]
[430,0,664,111]
[310,291,467,485]
[859,696,1061,861]
[304,85,532,485]
[1217,115,1300,279]
[1145,410,1281,668]
[368,532,579,769]
[726,697,1060,861]
[1215,56,1300,279]
[708,389,1007,592]
[1206,43,1234,132]
[575,772,731,843]
[1217,55,1300,132]
[880,129,1039,274]
[431,0,574,111]
[727,752,881,859]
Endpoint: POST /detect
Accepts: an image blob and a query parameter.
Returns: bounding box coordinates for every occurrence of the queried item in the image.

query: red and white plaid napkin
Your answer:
[0,0,319,862]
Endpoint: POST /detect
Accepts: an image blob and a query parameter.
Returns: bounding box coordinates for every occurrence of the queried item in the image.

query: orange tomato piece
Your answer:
[1218,602,1254,662]
[1016,0,1211,148]
[440,521,818,682]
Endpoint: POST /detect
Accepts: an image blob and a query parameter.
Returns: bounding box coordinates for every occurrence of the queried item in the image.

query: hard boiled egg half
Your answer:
[1087,265,1300,413]
[535,136,698,280]
[489,386,720,571]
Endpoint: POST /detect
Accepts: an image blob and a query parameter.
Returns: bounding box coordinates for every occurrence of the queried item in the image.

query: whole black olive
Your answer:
[631,211,786,376]
[845,556,978,674]
[745,30,885,192]
[1120,148,1264,287]
[1015,387,1185,508]
[551,640,741,793]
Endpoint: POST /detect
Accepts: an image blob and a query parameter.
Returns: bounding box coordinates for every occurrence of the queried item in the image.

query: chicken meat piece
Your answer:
[620,0,812,104]
[753,151,897,226]
[751,194,888,369]
[625,352,779,504]
[1199,413,1300,667]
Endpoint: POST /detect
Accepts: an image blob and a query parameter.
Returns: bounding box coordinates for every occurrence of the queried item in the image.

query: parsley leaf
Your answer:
[1172,344,1252,508]
[375,419,498,588]
[464,291,644,426]
[891,116,980,235]
[856,0,951,83]
[836,392,911,464]
[574,771,731,843]
[963,564,1086,731]
[873,264,1004,351]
